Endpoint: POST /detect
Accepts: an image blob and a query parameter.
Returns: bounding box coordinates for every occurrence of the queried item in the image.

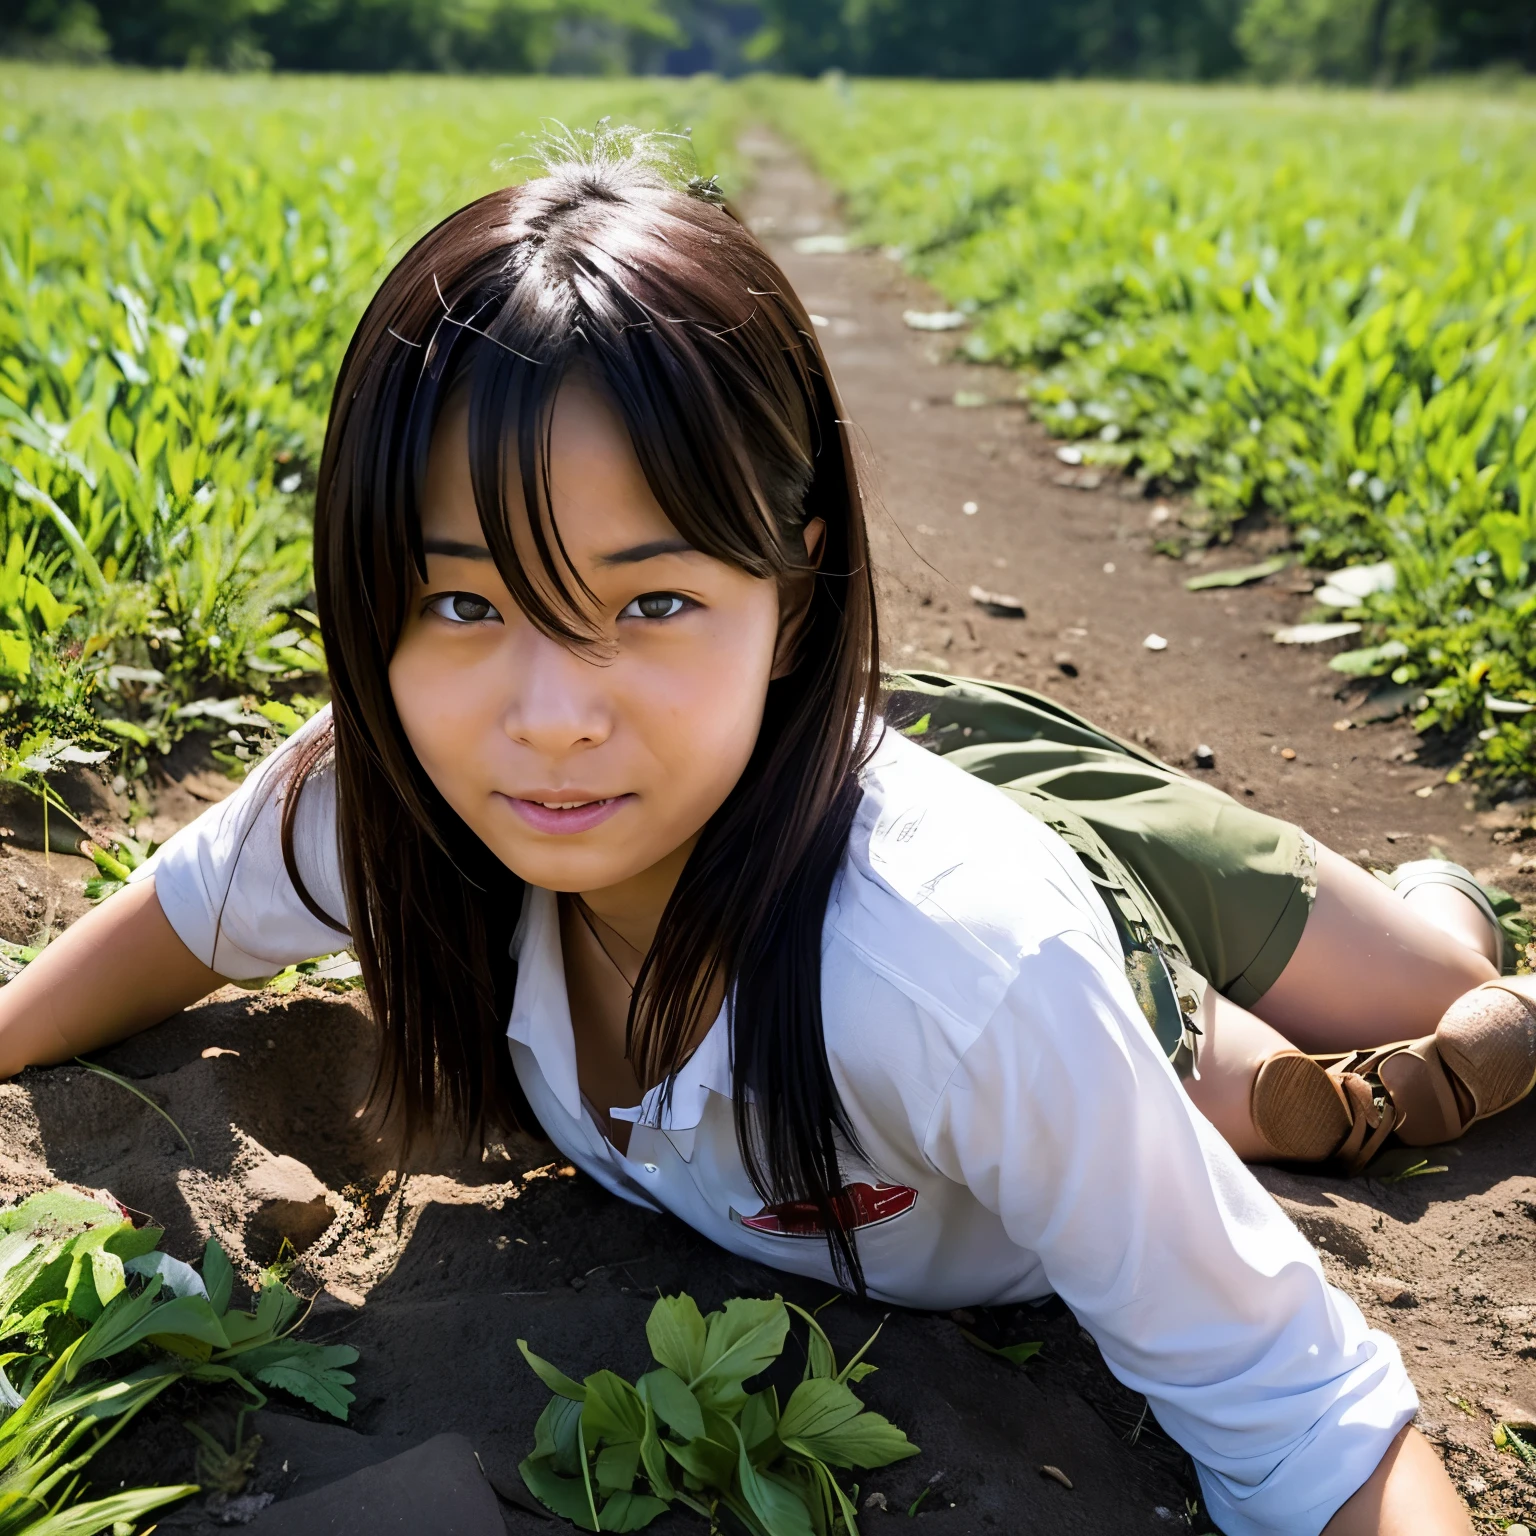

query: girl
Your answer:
[2,130,1532,1536]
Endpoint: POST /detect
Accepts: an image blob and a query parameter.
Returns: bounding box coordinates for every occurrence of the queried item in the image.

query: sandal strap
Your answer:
[1328,1071,1400,1176]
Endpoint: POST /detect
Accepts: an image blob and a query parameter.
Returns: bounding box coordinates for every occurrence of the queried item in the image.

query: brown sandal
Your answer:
[1251,1050,1402,1174]
[1412,975,1536,1139]
[1251,977,1536,1171]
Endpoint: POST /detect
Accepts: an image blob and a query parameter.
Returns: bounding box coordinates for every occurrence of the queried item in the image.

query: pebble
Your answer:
[1142,633,1168,651]
[1280,747,1297,760]
[1367,1275,1418,1308]
[962,500,978,515]
[1193,744,1215,769]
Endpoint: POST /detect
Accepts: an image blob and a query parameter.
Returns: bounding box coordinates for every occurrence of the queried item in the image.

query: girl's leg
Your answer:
[1248,845,1498,1052]
[1186,843,1506,1164]
[1181,991,1299,1162]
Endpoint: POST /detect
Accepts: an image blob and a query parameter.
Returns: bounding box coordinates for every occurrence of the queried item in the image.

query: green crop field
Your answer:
[753,78,1536,786]
[4,68,1536,801]
[0,67,731,801]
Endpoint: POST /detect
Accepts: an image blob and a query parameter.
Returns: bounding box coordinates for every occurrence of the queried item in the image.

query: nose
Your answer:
[502,624,614,759]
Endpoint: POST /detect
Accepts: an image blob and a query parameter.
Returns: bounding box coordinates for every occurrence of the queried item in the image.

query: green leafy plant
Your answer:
[0,1185,361,1533]
[0,67,741,790]
[80,835,155,903]
[517,1292,918,1534]
[752,76,1536,785]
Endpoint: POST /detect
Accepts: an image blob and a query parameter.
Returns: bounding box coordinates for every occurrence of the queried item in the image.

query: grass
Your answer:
[749,77,1536,786]
[0,66,736,802]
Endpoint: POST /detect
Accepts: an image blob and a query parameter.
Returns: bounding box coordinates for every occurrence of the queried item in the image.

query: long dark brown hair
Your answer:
[279,128,881,1285]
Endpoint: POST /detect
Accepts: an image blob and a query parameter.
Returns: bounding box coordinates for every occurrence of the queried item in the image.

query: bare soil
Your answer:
[0,134,1531,1534]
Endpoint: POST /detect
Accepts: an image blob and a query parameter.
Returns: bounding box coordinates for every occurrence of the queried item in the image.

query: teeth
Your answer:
[539,799,608,811]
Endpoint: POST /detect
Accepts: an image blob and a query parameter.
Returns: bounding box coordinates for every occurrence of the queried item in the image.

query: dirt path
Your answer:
[0,135,1531,1535]
[742,131,1536,1526]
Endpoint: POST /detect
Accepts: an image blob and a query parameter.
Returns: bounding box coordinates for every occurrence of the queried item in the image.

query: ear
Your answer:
[770,519,826,681]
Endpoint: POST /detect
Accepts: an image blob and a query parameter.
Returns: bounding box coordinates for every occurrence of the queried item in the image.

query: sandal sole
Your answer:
[1252,1053,1351,1161]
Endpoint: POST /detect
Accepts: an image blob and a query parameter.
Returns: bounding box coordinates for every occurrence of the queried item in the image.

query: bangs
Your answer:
[391,174,823,647]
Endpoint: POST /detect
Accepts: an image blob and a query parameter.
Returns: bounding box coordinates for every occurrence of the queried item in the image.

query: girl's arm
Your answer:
[1324,1426,1470,1536]
[0,877,222,1078]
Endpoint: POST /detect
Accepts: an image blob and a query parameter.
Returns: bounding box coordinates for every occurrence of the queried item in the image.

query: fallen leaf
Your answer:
[1313,561,1396,608]
[969,584,1025,618]
[1184,555,1290,591]
[1273,622,1363,644]
[902,309,966,331]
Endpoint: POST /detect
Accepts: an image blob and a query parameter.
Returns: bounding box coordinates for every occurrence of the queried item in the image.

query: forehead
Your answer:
[419,378,682,554]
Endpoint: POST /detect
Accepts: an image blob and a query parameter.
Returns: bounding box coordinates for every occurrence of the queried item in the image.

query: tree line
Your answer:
[1,0,1531,80]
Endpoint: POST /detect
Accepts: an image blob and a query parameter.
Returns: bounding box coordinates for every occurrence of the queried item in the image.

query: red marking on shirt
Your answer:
[739,1181,918,1237]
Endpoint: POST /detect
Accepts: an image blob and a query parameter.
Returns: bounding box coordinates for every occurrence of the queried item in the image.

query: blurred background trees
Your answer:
[0,0,1531,80]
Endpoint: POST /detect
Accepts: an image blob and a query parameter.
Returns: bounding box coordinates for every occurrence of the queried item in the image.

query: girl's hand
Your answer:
[1322,1426,1471,1536]
[0,877,223,1078]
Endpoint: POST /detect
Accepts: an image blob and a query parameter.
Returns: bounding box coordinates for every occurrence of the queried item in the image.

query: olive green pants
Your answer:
[884,672,1318,1071]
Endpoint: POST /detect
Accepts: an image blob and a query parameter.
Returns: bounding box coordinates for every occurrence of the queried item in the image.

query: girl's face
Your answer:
[389,381,804,900]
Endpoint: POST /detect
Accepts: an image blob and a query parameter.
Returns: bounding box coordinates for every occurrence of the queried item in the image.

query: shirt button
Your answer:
[643,1162,659,1175]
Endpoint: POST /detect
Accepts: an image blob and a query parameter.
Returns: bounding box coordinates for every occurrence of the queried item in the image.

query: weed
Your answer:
[517,1292,918,1533]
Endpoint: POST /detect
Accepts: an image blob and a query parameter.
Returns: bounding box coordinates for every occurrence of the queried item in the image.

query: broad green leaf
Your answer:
[115,1295,229,1352]
[253,1277,300,1338]
[637,1397,674,1501]
[582,1369,645,1445]
[637,1367,704,1443]
[597,1490,670,1531]
[645,1293,706,1380]
[692,1297,789,1408]
[733,1423,815,1536]
[531,1394,585,1477]
[783,1407,919,1470]
[778,1379,863,1443]
[202,1239,235,1315]
[519,1339,587,1401]
[68,1276,163,1377]
[740,1387,780,1459]
[664,1432,734,1489]
[520,1455,600,1531]
[594,1438,641,1494]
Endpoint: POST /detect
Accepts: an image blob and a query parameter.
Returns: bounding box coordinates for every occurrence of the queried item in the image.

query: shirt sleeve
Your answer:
[921,928,1417,1536]
[128,707,349,979]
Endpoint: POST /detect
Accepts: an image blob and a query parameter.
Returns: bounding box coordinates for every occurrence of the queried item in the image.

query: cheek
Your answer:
[387,633,496,797]
[631,599,779,786]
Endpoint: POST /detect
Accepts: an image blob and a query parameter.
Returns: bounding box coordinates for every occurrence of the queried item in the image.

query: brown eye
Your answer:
[623,593,687,621]
[427,592,502,624]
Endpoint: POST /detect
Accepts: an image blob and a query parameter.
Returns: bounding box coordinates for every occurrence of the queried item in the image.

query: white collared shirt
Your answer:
[136,708,1417,1536]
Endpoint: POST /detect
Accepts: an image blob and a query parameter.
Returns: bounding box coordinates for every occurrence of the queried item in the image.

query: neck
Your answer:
[573,835,697,958]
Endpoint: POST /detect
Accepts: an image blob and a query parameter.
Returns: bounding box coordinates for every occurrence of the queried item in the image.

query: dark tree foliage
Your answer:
[1432,0,1535,71]
[754,0,1246,80]
[0,0,674,70]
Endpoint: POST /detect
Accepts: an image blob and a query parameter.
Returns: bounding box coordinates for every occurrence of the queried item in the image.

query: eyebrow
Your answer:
[420,536,698,566]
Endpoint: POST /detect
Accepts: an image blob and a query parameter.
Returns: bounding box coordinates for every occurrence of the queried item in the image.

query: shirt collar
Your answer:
[505,885,734,1132]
